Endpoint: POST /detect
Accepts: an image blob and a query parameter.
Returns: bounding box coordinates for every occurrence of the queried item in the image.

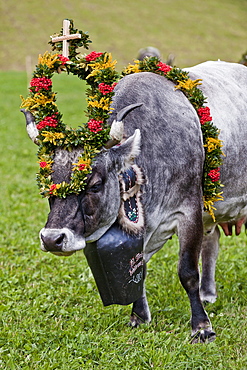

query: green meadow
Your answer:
[1,0,247,71]
[1,0,247,368]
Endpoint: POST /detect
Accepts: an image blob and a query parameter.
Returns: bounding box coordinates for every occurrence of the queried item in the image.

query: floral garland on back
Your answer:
[122,58,224,220]
[20,20,223,221]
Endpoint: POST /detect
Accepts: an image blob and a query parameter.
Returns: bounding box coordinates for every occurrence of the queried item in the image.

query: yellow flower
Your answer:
[204,200,216,221]
[87,96,111,110]
[73,158,92,171]
[20,95,36,111]
[75,54,89,70]
[204,137,223,152]
[48,182,63,196]
[41,131,65,145]
[175,78,202,91]
[87,53,117,79]
[20,93,56,112]
[38,52,59,68]
[204,192,224,222]
[123,60,140,74]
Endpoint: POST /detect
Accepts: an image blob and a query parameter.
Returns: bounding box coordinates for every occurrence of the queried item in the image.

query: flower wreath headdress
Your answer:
[21,20,119,199]
[20,19,224,221]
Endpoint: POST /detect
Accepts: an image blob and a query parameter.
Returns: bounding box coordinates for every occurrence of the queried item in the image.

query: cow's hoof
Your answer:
[191,329,216,344]
[129,313,147,328]
[200,290,217,304]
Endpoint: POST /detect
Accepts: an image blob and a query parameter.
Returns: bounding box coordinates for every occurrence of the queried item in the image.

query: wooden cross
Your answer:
[51,19,81,58]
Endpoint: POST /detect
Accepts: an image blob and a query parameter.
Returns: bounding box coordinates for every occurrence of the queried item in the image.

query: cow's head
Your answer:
[22,105,142,256]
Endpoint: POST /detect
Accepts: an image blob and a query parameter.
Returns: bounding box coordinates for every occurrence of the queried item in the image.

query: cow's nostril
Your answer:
[41,233,65,251]
[55,234,65,247]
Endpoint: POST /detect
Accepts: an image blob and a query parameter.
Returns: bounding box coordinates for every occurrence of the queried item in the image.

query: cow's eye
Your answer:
[88,181,103,193]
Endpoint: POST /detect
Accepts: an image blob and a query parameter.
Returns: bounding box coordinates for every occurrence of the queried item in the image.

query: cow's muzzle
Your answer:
[39,228,86,256]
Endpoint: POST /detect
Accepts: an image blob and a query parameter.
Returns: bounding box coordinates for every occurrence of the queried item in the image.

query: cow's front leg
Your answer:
[178,216,216,343]
[130,286,151,327]
[200,226,220,303]
[130,262,151,327]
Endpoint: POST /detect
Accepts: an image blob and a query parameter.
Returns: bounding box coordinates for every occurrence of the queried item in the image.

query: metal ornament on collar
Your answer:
[118,164,145,235]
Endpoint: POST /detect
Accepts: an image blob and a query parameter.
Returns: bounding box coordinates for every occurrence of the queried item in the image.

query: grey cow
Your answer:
[22,61,247,342]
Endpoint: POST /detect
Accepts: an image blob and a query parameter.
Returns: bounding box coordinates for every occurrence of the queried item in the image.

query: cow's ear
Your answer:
[109,129,141,172]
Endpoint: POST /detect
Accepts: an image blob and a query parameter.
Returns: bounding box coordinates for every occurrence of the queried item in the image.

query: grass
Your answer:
[1,0,247,71]
[1,66,247,369]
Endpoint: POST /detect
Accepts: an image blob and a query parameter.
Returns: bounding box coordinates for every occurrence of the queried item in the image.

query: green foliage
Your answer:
[1,70,247,368]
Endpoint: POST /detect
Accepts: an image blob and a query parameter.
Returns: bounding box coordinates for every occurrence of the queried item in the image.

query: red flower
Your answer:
[58,54,70,65]
[98,82,117,95]
[87,119,103,133]
[85,51,103,62]
[49,184,57,194]
[78,163,87,171]
[30,77,52,92]
[39,161,48,168]
[208,168,220,182]
[36,115,58,130]
[157,62,172,74]
[197,106,212,125]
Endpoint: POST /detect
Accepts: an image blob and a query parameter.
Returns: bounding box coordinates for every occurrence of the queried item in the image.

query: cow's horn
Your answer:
[116,103,143,122]
[105,103,143,149]
[20,109,39,145]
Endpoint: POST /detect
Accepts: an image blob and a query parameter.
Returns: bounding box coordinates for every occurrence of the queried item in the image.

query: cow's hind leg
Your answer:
[178,213,216,343]
[200,226,220,303]
[130,262,151,327]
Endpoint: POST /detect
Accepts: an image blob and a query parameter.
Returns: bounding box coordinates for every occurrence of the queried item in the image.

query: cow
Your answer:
[137,46,175,66]
[22,60,247,343]
[137,46,161,60]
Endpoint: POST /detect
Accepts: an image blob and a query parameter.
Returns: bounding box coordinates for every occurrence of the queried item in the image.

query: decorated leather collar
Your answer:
[118,165,145,235]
